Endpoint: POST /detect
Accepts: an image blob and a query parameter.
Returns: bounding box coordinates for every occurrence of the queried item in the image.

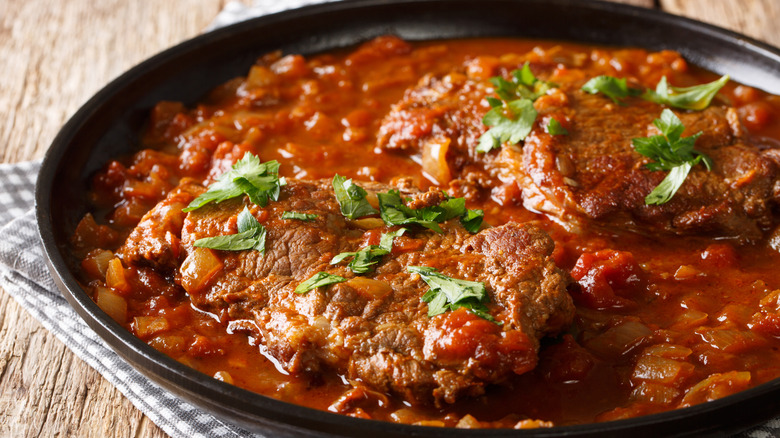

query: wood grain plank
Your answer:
[0,0,232,164]
[661,0,780,47]
[0,1,232,436]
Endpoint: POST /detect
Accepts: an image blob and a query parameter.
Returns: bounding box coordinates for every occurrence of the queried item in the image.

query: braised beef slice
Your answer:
[118,179,204,271]
[155,179,574,405]
[377,57,780,241]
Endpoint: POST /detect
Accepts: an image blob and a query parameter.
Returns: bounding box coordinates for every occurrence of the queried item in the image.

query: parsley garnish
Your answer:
[632,109,712,205]
[194,207,266,253]
[477,62,555,153]
[477,99,537,153]
[408,266,499,323]
[294,271,347,294]
[378,228,406,251]
[330,229,406,274]
[581,75,642,105]
[460,208,485,233]
[332,175,379,219]
[546,118,569,136]
[643,75,729,111]
[281,211,318,221]
[184,153,285,212]
[490,62,555,101]
[377,190,483,234]
[582,75,729,110]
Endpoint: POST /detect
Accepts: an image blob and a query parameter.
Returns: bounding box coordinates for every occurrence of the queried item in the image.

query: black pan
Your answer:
[36,0,780,436]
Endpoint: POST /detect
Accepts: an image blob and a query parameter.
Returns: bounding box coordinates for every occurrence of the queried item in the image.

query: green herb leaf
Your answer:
[581,75,643,105]
[184,154,285,212]
[408,266,499,323]
[643,75,729,111]
[378,228,406,252]
[515,62,538,87]
[194,207,266,253]
[281,211,319,221]
[476,99,537,153]
[631,109,712,205]
[330,229,406,274]
[294,271,347,294]
[332,175,379,219]
[330,247,388,274]
[460,208,484,233]
[644,161,694,205]
[477,63,556,154]
[378,190,443,233]
[485,96,503,108]
[377,191,483,234]
[546,118,569,136]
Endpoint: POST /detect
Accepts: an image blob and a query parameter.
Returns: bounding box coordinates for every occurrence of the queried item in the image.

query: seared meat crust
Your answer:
[122,178,574,405]
[377,52,780,241]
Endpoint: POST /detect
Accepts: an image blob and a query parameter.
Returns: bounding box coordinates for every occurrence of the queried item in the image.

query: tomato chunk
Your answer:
[570,250,644,310]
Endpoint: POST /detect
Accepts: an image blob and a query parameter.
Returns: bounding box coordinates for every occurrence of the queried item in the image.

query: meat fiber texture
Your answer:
[119,178,573,405]
[377,50,780,242]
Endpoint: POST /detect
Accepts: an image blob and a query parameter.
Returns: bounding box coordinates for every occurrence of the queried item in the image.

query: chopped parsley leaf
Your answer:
[477,62,555,153]
[294,272,347,294]
[643,75,729,111]
[184,153,285,212]
[408,266,499,324]
[378,228,407,252]
[332,175,379,219]
[477,98,537,153]
[582,74,729,111]
[581,75,642,105]
[281,211,318,221]
[330,229,406,274]
[194,207,266,253]
[632,109,712,205]
[377,190,483,234]
[546,118,569,136]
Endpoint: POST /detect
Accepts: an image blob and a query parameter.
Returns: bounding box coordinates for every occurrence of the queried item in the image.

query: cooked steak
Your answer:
[377,52,780,241]
[119,179,202,272]
[141,178,574,405]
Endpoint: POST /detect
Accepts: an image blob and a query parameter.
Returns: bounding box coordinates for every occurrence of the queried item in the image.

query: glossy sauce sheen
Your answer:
[71,37,780,428]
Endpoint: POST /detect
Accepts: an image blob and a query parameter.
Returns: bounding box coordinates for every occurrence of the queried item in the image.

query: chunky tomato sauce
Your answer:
[70,37,780,428]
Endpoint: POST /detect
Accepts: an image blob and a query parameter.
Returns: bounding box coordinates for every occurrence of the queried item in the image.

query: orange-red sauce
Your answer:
[71,37,780,428]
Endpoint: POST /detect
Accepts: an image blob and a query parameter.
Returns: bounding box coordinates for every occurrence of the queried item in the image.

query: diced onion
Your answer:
[456,414,481,429]
[96,287,127,323]
[213,371,234,385]
[670,309,708,330]
[632,355,695,385]
[180,247,224,294]
[585,320,652,359]
[631,381,680,405]
[696,328,766,354]
[148,335,186,357]
[81,249,114,280]
[346,277,392,299]
[642,344,692,360]
[246,65,277,89]
[673,265,701,280]
[133,316,170,338]
[105,257,130,293]
[679,371,751,407]
[413,420,445,427]
[421,136,452,185]
[390,408,421,424]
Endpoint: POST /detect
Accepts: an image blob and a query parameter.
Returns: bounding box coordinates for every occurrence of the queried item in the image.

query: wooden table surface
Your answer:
[1,0,779,436]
